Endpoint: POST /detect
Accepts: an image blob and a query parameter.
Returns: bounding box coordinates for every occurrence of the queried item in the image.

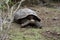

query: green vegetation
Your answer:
[8,24,60,40]
[0,0,60,40]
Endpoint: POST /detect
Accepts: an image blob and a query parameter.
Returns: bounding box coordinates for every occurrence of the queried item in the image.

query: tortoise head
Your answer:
[26,15,41,22]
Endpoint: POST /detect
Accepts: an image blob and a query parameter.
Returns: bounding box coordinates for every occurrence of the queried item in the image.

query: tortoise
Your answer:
[14,8,42,28]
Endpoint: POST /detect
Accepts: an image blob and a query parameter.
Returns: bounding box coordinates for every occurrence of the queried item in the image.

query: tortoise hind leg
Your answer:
[34,21,42,29]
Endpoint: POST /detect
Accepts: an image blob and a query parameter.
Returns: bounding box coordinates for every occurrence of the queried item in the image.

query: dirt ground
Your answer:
[9,6,60,40]
[30,6,60,27]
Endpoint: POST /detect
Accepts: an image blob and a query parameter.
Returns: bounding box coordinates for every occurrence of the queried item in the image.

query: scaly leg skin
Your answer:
[20,20,30,28]
[35,21,42,29]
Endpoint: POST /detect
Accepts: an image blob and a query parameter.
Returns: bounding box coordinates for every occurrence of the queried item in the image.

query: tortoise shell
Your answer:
[14,8,41,21]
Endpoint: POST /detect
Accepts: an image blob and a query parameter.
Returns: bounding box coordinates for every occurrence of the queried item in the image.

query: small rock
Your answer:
[45,12,48,14]
[52,17,59,20]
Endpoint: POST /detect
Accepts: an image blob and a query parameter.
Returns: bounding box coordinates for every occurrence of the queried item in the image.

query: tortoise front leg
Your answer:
[21,20,30,28]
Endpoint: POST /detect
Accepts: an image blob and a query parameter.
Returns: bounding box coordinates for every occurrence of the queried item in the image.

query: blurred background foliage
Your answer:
[0,0,60,9]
